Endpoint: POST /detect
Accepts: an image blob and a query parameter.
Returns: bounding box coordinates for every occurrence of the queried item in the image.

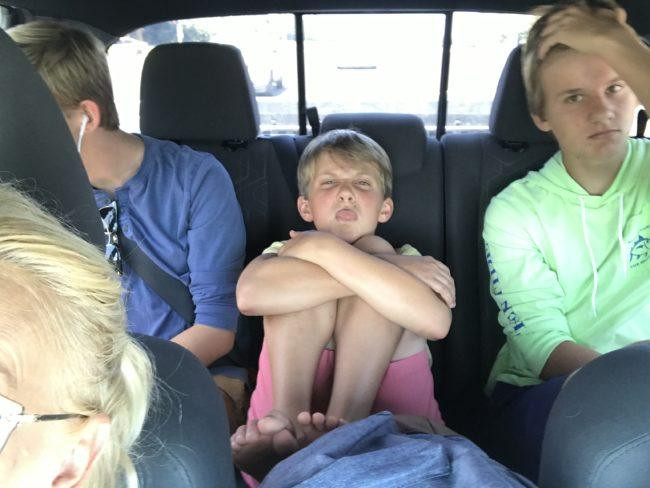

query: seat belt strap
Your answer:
[118,230,195,326]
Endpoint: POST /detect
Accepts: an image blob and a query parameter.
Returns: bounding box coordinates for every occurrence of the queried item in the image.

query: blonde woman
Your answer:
[0,183,153,487]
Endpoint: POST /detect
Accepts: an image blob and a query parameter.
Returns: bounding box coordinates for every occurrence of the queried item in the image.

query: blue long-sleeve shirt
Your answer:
[94,134,245,339]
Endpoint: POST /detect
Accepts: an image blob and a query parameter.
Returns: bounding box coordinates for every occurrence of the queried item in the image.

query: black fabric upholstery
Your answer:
[442,133,556,433]
[0,28,103,247]
[141,42,259,142]
[134,335,235,488]
[441,45,558,437]
[321,113,428,176]
[488,45,554,144]
[540,343,650,488]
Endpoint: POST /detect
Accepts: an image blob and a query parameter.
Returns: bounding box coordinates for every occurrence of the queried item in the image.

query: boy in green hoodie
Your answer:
[483,0,650,481]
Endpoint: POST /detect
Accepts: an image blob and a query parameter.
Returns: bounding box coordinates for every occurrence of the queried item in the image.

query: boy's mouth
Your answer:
[588,129,620,139]
[336,208,358,221]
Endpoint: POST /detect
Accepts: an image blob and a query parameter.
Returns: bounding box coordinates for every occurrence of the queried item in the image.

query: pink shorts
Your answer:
[248,342,444,424]
[242,343,444,486]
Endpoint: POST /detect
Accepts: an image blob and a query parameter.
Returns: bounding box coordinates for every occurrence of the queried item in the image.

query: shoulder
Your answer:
[141,135,231,185]
[485,156,562,226]
[628,138,650,173]
[485,178,534,226]
[141,135,223,170]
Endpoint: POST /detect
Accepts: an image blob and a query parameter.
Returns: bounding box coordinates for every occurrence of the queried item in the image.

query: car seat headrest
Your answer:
[140,42,260,142]
[0,28,104,247]
[320,113,427,176]
[489,45,554,144]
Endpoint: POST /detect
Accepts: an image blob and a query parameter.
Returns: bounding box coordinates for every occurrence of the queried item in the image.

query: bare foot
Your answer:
[231,419,300,482]
[296,411,345,447]
[257,409,295,436]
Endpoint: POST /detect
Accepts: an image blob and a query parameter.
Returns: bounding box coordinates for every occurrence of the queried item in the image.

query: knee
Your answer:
[264,302,337,331]
[353,234,395,255]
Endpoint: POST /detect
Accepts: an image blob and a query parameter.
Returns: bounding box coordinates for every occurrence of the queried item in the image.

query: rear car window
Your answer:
[302,13,445,133]
[446,12,535,132]
[107,14,298,135]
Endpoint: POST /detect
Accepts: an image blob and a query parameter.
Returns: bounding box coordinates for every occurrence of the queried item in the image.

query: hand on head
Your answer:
[538,5,631,60]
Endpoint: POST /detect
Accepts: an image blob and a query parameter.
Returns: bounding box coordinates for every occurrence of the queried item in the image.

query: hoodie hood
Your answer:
[527,139,635,209]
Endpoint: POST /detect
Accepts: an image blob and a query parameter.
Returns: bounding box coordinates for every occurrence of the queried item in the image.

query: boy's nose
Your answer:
[337,185,355,201]
[589,95,615,124]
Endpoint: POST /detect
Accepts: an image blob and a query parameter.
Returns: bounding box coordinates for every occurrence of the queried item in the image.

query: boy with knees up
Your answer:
[233,129,454,484]
[484,0,650,481]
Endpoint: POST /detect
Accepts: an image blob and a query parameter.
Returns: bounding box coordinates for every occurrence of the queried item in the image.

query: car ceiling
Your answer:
[3,0,649,38]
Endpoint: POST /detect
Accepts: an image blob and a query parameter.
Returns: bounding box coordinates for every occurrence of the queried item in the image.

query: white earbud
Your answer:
[77,113,89,153]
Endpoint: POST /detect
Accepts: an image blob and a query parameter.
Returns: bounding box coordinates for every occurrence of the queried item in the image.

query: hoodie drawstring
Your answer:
[580,197,599,317]
[617,194,628,277]
[580,194,628,318]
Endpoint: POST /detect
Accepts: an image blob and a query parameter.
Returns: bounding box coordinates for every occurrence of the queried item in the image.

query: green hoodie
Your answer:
[484,138,650,393]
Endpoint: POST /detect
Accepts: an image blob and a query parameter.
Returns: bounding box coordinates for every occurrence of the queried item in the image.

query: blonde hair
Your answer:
[7,20,120,130]
[522,0,620,117]
[0,184,153,487]
[297,129,393,197]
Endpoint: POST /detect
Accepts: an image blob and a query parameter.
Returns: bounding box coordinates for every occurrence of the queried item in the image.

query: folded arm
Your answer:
[282,231,451,340]
[182,157,246,365]
[236,252,354,316]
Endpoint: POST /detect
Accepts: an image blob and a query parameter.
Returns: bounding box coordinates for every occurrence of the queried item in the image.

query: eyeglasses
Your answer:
[0,394,88,453]
[99,200,123,275]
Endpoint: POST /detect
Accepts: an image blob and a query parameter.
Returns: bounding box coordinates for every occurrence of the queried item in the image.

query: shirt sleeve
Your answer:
[396,244,422,256]
[187,155,246,331]
[483,195,575,379]
[262,241,286,255]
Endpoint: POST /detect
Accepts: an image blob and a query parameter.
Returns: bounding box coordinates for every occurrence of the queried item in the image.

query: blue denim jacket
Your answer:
[261,412,534,488]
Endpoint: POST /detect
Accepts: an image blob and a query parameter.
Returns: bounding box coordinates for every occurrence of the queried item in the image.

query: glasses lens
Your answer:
[0,395,22,453]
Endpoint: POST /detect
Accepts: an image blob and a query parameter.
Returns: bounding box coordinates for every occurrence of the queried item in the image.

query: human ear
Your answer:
[297,196,314,222]
[378,197,394,223]
[532,113,552,133]
[52,414,110,488]
[77,100,102,133]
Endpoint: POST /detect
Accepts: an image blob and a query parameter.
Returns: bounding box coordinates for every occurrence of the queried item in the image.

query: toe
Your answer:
[312,412,326,431]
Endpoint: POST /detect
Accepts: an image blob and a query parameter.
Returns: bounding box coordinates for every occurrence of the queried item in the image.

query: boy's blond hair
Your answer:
[297,129,393,198]
[8,20,120,130]
[522,0,620,117]
[0,184,153,487]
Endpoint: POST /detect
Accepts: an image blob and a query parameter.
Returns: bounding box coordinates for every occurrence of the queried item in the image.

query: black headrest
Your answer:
[321,113,427,176]
[489,45,554,144]
[140,42,259,142]
[0,29,103,247]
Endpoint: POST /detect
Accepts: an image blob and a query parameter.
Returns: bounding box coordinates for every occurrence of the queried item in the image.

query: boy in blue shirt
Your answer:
[8,20,246,368]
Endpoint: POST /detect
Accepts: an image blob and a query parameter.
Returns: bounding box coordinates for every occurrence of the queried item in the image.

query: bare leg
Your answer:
[326,295,404,421]
[257,300,337,438]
